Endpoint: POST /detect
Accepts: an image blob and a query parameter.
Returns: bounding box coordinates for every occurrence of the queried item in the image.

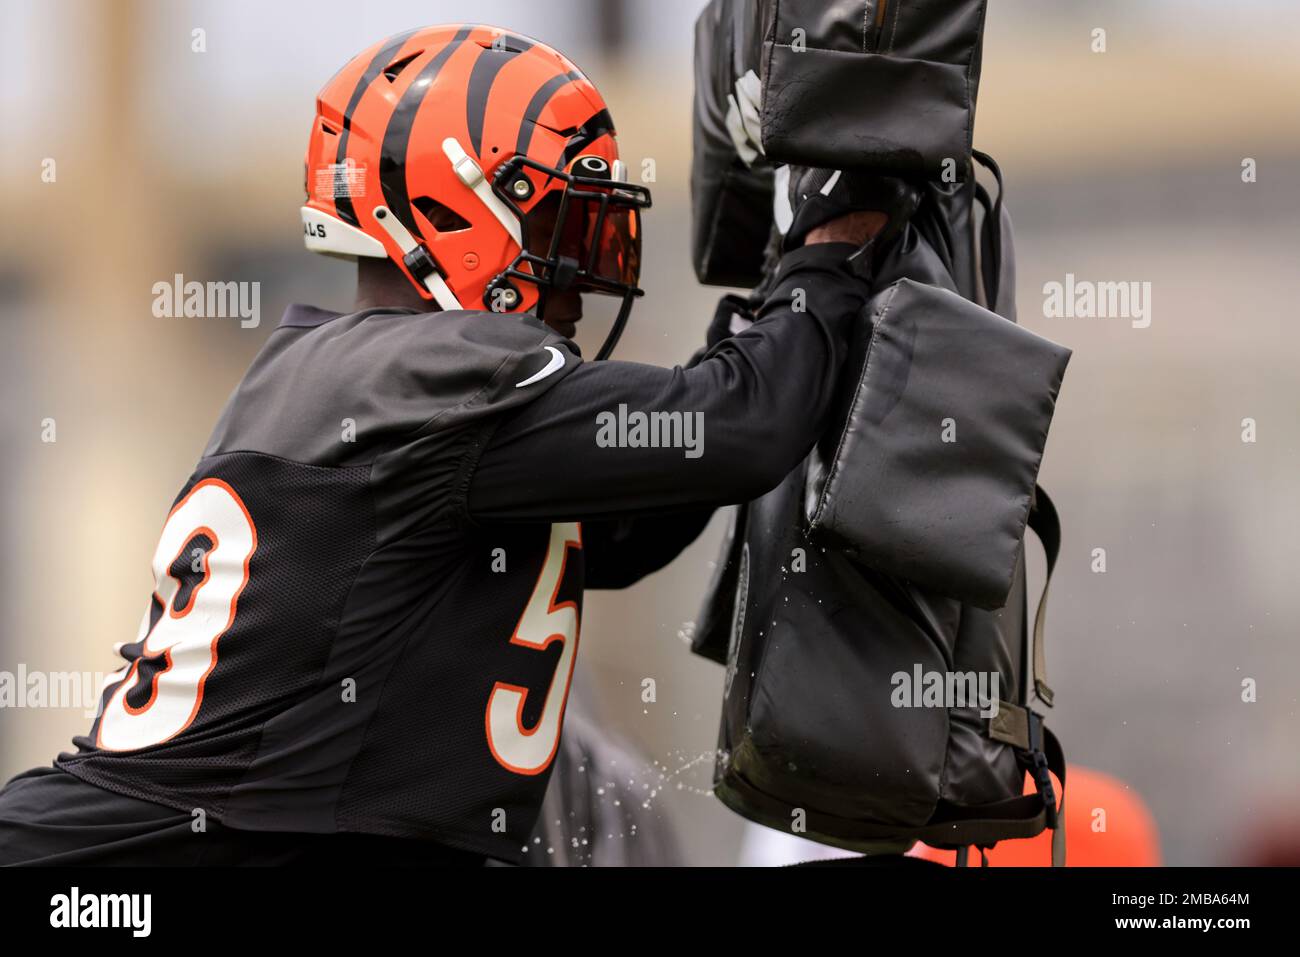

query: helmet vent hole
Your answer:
[412,196,472,233]
[382,52,422,82]
[320,120,339,136]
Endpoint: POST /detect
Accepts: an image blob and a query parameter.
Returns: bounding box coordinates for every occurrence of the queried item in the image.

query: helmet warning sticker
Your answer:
[315,158,366,200]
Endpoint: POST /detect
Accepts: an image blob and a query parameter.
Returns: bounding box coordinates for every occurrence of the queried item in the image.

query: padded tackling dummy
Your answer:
[690,0,991,286]
[804,278,1071,609]
[759,0,989,176]
[691,0,773,287]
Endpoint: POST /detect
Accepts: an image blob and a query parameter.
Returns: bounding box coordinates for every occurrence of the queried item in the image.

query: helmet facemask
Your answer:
[491,155,651,360]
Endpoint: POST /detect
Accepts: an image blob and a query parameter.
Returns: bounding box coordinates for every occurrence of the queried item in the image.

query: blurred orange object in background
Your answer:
[911,767,1161,867]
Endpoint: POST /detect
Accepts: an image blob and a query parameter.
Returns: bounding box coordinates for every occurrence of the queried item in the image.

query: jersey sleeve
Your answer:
[466,241,870,523]
[578,510,716,589]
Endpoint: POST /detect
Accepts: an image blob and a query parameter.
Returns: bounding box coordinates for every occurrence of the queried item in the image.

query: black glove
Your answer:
[782,167,923,254]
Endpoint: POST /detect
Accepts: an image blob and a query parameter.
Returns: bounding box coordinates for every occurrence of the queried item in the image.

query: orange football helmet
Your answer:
[302,24,650,358]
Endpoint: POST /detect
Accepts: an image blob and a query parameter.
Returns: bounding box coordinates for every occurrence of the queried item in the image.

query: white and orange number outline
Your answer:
[486,522,582,775]
[97,478,257,751]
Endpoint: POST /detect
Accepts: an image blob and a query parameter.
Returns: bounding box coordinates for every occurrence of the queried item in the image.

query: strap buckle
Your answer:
[1020,710,1059,830]
[402,245,441,282]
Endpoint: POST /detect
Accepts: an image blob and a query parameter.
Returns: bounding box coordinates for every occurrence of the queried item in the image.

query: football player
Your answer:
[0,24,887,865]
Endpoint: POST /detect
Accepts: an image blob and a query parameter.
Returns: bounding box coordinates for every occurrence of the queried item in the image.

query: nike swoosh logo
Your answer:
[514,345,567,388]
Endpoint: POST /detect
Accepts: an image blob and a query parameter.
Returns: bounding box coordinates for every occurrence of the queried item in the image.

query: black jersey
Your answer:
[55,242,868,862]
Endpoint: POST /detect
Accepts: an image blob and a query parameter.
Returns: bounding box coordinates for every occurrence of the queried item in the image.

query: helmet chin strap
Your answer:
[594,291,636,361]
[371,204,463,311]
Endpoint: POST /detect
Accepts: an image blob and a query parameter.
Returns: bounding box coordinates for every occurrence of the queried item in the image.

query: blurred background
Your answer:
[2,0,1298,865]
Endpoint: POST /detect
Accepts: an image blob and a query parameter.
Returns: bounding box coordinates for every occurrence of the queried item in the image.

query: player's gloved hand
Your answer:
[782,167,922,254]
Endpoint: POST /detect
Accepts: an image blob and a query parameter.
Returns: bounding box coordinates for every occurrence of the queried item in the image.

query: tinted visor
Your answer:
[525,189,642,291]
